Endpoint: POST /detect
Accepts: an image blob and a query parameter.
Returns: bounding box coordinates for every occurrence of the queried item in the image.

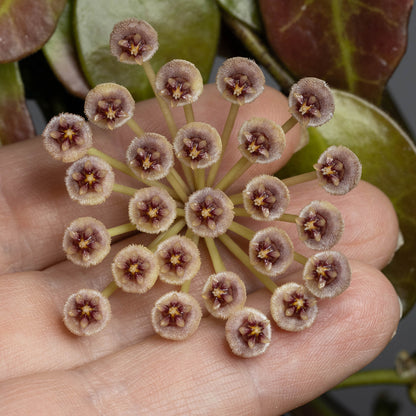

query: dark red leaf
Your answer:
[259,0,413,103]
[0,0,67,63]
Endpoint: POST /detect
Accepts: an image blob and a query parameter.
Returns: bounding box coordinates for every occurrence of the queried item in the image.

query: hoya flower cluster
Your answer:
[42,18,362,358]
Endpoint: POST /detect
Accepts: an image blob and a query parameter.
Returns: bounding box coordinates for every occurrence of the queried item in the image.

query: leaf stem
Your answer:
[336,369,415,388]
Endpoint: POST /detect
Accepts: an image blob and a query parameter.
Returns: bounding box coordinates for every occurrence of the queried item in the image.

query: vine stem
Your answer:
[222,11,294,93]
[336,369,415,388]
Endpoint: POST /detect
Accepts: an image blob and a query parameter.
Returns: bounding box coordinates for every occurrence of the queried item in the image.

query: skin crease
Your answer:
[0,84,401,415]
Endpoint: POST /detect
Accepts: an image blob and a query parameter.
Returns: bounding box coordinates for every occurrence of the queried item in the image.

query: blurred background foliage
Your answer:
[0,0,415,414]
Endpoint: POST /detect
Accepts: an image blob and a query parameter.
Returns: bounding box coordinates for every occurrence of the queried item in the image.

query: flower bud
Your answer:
[110,18,158,65]
[63,217,111,267]
[151,291,202,340]
[238,117,286,164]
[296,200,344,250]
[155,236,201,285]
[216,57,265,105]
[174,122,222,169]
[314,145,362,195]
[225,307,271,358]
[129,187,177,234]
[270,282,318,331]
[185,188,234,238]
[155,59,203,106]
[65,156,114,205]
[202,271,247,320]
[126,133,174,181]
[249,227,294,277]
[112,244,159,293]
[303,251,351,298]
[288,77,335,127]
[243,174,290,220]
[84,83,135,130]
[42,113,92,163]
[63,289,112,336]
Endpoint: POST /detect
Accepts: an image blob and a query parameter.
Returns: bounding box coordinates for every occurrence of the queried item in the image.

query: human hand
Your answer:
[0,84,401,415]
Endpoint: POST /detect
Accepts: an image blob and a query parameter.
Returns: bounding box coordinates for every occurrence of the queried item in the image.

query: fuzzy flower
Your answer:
[42,113,93,163]
[84,83,135,130]
[225,307,271,358]
[202,271,247,319]
[296,200,344,250]
[129,187,177,234]
[155,59,203,106]
[288,77,335,127]
[314,145,362,195]
[238,117,286,164]
[112,244,159,293]
[63,289,112,336]
[174,122,222,169]
[270,283,318,331]
[216,57,265,105]
[243,175,290,221]
[155,236,201,285]
[151,291,202,340]
[63,217,111,267]
[126,133,174,181]
[65,156,115,205]
[110,18,158,65]
[185,188,234,238]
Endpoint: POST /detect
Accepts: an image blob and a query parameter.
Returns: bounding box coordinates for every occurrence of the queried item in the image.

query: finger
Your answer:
[0,84,300,273]
[0,261,400,415]
[0,177,398,380]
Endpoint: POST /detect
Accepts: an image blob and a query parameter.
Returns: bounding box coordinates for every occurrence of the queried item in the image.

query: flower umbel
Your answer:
[42,18,362,358]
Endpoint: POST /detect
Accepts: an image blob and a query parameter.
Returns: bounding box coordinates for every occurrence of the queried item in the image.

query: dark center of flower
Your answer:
[319,158,345,187]
[123,258,147,282]
[137,196,166,223]
[182,137,208,162]
[294,93,321,119]
[250,187,276,214]
[284,292,310,320]
[159,301,191,328]
[313,260,338,289]
[135,147,161,171]
[190,196,224,231]
[71,229,99,255]
[118,33,147,58]
[96,98,127,129]
[224,73,254,97]
[50,121,82,151]
[302,213,327,242]
[164,77,192,101]
[209,279,234,309]
[70,296,102,328]
[238,317,269,349]
[255,238,280,269]
[244,131,270,157]
[72,163,105,194]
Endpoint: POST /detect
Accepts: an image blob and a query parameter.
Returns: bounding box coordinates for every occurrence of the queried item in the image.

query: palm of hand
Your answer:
[0,85,400,415]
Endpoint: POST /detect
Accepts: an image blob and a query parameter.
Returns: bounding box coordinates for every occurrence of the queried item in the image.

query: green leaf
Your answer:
[0,0,67,63]
[0,62,35,144]
[43,1,90,98]
[216,0,263,32]
[258,0,413,103]
[74,0,220,101]
[279,90,416,315]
